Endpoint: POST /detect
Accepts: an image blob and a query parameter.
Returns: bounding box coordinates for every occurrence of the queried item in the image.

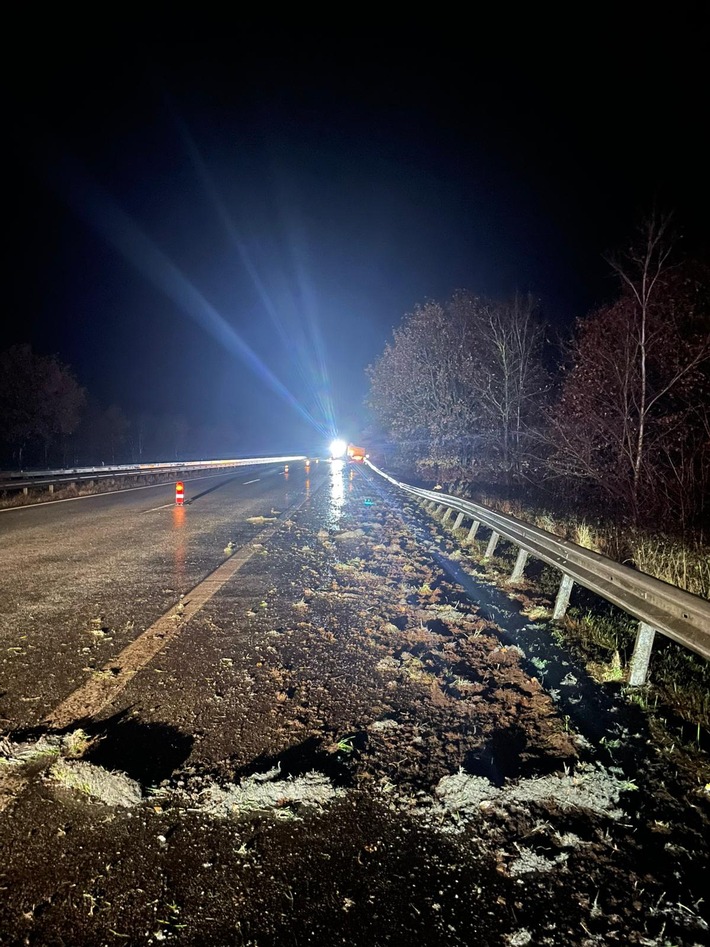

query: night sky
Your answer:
[7,11,708,457]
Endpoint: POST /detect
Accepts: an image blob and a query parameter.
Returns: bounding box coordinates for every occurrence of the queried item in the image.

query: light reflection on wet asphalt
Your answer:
[327,459,346,530]
[171,505,187,587]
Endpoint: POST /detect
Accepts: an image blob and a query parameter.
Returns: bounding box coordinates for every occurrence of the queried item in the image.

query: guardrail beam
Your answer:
[0,456,309,495]
[363,459,710,666]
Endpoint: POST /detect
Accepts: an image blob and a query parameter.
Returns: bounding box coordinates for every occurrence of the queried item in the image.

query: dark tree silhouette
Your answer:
[366,293,548,479]
[547,217,710,527]
[0,344,85,468]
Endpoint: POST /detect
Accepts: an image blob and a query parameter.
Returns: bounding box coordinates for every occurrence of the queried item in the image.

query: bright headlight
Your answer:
[329,439,347,459]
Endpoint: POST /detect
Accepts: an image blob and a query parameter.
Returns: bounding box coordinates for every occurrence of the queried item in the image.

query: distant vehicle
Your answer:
[347,444,367,463]
[329,439,347,460]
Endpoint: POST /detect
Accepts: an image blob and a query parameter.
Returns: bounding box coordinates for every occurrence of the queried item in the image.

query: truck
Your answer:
[346,444,367,463]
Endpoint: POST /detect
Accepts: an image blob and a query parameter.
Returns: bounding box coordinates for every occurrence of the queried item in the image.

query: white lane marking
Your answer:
[43,486,317,728]
[242,479,260,484]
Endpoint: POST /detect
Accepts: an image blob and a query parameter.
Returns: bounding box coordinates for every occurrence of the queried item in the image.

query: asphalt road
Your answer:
[1,461,709,946]
[0,461,325,730]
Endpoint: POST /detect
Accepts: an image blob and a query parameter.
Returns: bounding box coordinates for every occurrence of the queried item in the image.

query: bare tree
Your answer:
[366,300,482,466]
[453,292,548,476]
[547,215,710,525]
[606,214,674,506]
[0,344,85,468]
[367,293,548,479]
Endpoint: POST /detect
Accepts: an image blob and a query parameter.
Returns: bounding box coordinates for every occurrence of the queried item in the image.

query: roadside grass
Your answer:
[62,728,95,759]
[0,480,115,510]
[562,608,636,660]
[631,535,710,599]
[0,471,188,511]
[445,484,710,600]
[560,607,710,735]
[559,608,634,685]
[648,640,710,734]
[528,517,710,600]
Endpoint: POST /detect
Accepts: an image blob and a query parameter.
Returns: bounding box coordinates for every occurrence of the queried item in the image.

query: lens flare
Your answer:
[330,439,347,459]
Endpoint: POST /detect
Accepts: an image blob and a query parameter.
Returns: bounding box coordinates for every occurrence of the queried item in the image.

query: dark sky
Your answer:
[7,10,708,456]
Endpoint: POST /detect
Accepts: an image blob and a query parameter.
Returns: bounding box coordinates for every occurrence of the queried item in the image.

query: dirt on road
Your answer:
[1,464,709,946]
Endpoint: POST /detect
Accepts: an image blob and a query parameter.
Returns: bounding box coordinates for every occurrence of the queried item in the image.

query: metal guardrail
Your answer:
[0,456,307,494]
[367,460,710,685]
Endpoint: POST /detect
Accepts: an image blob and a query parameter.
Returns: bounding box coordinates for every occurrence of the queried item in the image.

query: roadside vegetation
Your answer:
[432,501,710,745]
[367,214,709,540]
[367,213,710,739]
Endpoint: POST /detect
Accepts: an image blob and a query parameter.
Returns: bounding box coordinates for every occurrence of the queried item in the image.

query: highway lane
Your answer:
[0,461,324,730]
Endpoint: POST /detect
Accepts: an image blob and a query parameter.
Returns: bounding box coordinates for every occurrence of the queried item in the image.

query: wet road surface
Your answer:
[0,462,324,728]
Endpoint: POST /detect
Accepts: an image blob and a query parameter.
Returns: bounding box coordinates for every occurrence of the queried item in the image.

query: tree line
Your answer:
[0,345,214,470]
[366,216,710,532]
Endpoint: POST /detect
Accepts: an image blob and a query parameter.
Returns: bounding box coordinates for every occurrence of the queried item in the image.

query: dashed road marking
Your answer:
[43,488,316,729]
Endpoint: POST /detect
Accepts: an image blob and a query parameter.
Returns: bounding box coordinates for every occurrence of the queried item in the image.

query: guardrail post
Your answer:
[453,512,464,530]
[628,622,657,687]
[553,573,574,619]
[511,548,529,581]
[442,507,453,523]
[48,484,54,494]
[484,531,500,558]
[23,487,28,496]
[435,504,445,515]
[467,519,480,542]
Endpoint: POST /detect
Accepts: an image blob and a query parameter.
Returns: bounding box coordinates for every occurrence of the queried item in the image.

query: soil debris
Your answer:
[47,759,143,807]
[1,466,708,945]
[175,766,342,818]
